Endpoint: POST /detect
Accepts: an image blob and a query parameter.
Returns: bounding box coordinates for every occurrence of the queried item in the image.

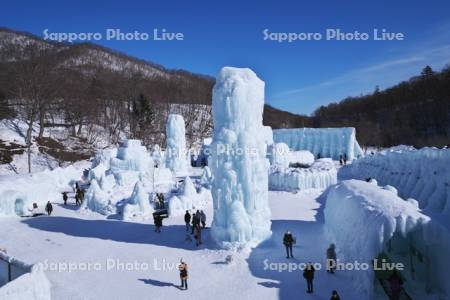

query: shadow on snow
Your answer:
[21,216,218,251]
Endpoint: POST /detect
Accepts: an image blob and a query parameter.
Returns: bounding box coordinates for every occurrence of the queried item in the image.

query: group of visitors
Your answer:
[184,210,206,246]
[339,153,348,166]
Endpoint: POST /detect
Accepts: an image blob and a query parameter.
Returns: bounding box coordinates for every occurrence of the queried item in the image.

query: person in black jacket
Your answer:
[184,211,191,231]
[283,231,294,258]
[45,201,53,216]
[330,290,341,300]
[303,263,315,293]
[326,244,337,273]
[191,212,199,234]
[154,215,163,233]
[62,192,68,205]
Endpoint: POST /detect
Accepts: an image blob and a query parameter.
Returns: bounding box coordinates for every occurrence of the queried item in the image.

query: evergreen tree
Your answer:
[421,65,435,78]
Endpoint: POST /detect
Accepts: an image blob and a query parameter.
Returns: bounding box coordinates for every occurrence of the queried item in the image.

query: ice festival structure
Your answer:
[324,180,450,299]
[345,147,450,215]
[269,158,337,191]
[273,127,363,160]
[0,166,81,217]
[84,139,173,217]
[165,114,189,174]
[209,67,272,247]
[267,143,336,191]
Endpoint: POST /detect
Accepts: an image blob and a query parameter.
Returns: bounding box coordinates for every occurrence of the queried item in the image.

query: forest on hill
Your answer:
[311,65,450,148]
[0,27,449,150]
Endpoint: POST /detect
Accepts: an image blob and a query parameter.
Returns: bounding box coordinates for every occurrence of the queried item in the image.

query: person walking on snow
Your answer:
[303,263,315,294]
[62,192,68,205]
[178,259,188,290]
[184,210,191,231]
[154,215,163,233]
[283,231,294,258]
[326,243,337,274]
[343,153,348,165]
[200,210,206,228]
[191,212,199,234]
[194,224,202,246]
[45,201,53,216]
[75,188,83,206]
[330,290,341,300]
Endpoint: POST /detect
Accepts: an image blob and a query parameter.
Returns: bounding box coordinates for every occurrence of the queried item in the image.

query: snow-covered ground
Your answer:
[0,180,368,299]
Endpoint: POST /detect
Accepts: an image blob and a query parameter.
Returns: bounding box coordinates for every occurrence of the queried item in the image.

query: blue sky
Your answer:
[1,0,450,115]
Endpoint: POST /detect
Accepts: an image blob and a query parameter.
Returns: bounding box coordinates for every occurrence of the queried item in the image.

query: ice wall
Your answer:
[273,127,363,160]
[269,158,337,191]
[346,147,450,215]
[209,67,271,247]
[324,180,450,298]
[165,114,189,173]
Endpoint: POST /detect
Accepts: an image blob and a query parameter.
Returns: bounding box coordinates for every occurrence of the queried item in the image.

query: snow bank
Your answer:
[324,180,450,298]
[0,166,82,217]
[121,181,153,221]
[165,114,189,174]
[273,127,363,160]
[0,267,51,300]
[346,147,450,215]
[209,67,271,247]
[269,158,337,191]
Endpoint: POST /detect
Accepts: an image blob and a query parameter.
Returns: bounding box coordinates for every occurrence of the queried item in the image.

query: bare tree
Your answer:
[0,43,58,172]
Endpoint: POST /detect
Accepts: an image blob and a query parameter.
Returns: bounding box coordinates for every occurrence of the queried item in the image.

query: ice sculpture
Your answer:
[81,179,113,215]
[165,114,189,174]
[209,67,271,247]
[121,181,153,220]
[110,139,153,172]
